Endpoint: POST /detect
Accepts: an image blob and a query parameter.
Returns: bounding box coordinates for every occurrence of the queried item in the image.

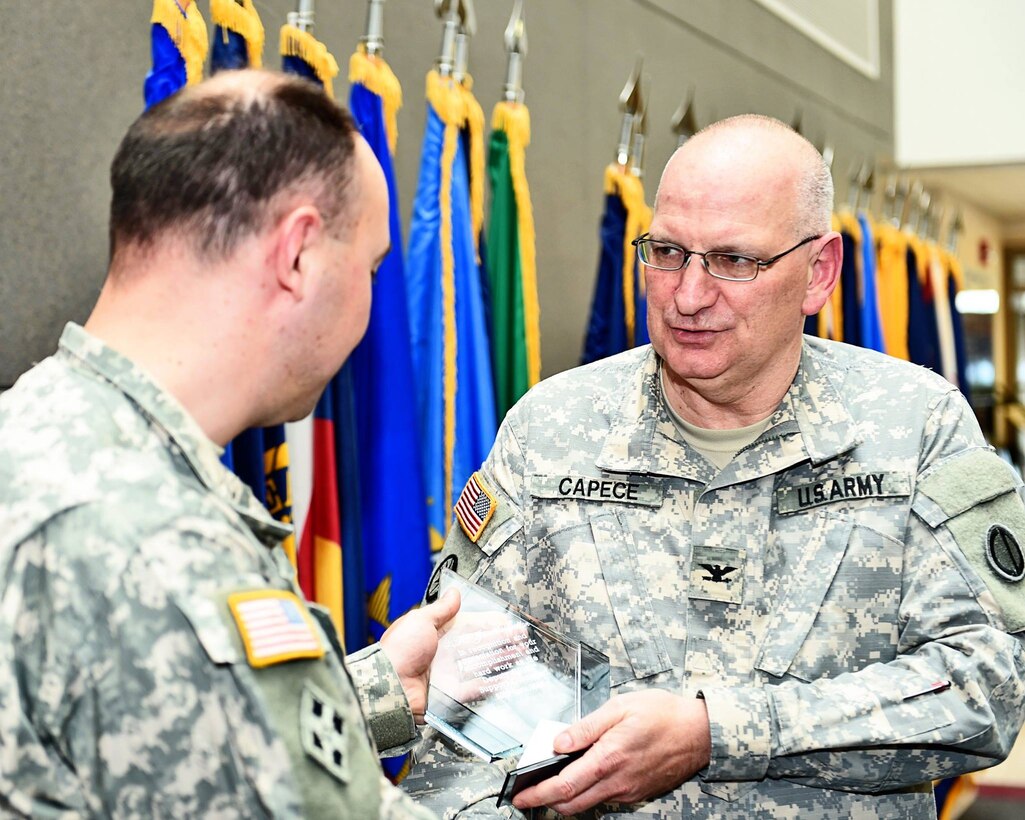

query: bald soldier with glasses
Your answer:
[403,114,1025,819]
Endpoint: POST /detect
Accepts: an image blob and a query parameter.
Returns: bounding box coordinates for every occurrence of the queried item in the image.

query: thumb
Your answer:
[554,699,621,753]
[424,587,461,627]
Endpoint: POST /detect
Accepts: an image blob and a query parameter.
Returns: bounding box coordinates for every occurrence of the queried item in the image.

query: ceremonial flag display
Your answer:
[347,46,433,645]
[145,0,207,109]
[210,0,264,73]
[407,70,498,553]
[581,164,652,365]
[805,204,972,401]
[487,100,541,421]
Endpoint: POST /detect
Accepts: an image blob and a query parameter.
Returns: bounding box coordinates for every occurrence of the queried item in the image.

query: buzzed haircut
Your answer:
[686,114,834,237]
[109,71,359,263]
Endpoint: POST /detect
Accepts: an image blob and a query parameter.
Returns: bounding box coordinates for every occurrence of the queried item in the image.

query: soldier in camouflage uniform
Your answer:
[0,70,455,818]
[402,116,1025,818]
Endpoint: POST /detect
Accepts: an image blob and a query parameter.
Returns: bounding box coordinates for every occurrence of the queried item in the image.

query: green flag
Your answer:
[487,101,541,420]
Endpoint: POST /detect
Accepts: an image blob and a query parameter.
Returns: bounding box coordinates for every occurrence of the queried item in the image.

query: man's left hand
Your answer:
[512,690,712,815]
[378,588,460,722]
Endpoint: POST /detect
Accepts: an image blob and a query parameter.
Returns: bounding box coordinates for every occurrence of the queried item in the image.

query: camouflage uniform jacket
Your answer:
[403,338,1025,819]
[0,323,435,819]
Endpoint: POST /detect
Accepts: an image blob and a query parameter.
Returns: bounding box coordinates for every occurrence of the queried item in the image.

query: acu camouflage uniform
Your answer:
[403,338,1025,819]
[0,324,435,819]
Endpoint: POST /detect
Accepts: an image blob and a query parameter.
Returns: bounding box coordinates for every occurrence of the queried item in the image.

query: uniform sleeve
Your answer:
[422,413,528,604]
[701,393,1025,791]
[404,413,532,816]
[0,530,93,817]
[346,642,418,756]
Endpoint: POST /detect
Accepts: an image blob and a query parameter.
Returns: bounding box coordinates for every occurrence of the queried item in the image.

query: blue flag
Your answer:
[582,165,652,364]
[347,50,432,644]
[407,71,497,552]
[145,0,207,110]
[856,212,886,353]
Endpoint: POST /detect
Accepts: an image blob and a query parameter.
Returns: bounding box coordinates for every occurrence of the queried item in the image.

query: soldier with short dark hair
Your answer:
[0,69,455,818]
[403,115,1025,818]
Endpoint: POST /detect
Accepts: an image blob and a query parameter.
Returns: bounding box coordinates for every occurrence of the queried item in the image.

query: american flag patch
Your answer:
[227,590,325,668]
[454,472,497,542]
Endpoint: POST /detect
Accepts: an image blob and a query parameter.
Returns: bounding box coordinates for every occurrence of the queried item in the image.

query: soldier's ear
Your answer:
[273,205,323,301]
[802,232,842,316]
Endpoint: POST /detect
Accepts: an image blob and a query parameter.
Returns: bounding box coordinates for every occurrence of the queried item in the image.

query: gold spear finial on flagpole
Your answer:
[616,56,643,168]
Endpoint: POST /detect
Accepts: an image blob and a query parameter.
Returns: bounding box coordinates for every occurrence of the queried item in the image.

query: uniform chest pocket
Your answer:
[527,511,673,687]
[755,514,904,682]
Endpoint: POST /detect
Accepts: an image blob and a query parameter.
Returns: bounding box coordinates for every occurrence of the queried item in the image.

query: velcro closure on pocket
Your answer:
[915,448,1018,525]
[174,590,243,665]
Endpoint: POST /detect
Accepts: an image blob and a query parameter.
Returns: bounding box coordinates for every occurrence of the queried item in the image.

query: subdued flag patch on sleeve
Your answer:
[454,472,497,543]
[228,589,325,668]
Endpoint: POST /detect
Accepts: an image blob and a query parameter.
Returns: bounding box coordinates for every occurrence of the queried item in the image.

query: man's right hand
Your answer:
[378,589,460,722]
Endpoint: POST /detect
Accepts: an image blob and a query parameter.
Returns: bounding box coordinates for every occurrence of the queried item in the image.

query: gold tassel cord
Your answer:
[349,48,403,157]
[492,101,541,387]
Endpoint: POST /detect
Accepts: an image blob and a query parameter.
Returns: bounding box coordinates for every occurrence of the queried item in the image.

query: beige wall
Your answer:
[0,0,895,386]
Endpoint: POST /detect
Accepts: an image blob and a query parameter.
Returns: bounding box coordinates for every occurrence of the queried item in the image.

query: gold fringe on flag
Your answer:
[210,0,264,68]
[280,24,340,99]
[492,100,541,388]
[150,0,208,87]
[349,47,403,157]
[604,165,653,347]
[440,110,460,524]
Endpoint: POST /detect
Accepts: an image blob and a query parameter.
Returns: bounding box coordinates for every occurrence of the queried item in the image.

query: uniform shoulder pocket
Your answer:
[915,448,1025,632]
[173,590,243,665]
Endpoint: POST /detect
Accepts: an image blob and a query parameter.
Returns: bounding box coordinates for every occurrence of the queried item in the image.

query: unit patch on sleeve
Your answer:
[454,472,497,542]
[986,524,1025,583]
[300,680,350,784]
[227,590,325,668]
[776,471,911,514]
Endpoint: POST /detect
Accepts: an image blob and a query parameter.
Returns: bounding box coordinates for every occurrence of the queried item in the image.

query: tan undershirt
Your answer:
[660,370,772,470]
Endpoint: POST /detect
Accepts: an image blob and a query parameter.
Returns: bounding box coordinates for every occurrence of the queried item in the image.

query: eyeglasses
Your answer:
[632,233,821,282]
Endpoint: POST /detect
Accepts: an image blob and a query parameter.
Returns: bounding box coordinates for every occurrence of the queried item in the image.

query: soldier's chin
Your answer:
[259,396,319,427]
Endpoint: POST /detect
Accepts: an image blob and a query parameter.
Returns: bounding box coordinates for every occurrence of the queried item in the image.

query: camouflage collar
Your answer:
[787,343,862,464]
[595,342,860,479]
[58,323,289,545]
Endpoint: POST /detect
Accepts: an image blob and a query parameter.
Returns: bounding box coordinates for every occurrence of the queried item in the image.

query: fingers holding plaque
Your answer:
[424,568,610,804]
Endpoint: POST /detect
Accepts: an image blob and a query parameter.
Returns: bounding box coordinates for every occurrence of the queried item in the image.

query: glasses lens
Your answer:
[706,253,758,280]
[639,240,686,270]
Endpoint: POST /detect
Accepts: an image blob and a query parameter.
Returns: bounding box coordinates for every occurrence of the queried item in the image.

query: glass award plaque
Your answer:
[425,568,610,772]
